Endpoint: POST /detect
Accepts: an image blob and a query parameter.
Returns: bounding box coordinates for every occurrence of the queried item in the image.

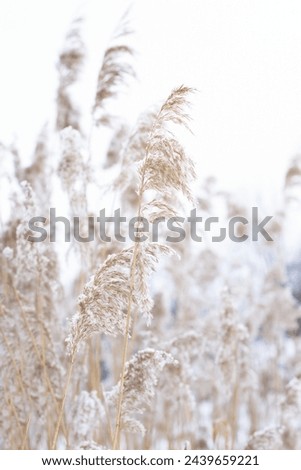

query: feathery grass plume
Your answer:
[57,125,93,287]
[112,108,158,212]
[283,154,301,205]
[285,155,301,187]
[113,87,196,216]
[104,123,129,169]
[216,290,250,391]
[156,359,197,449]
[69,391,105,447]
[107,349,176,436]
[15,181,39,288]
[281,377,301,449]
[246,427,284,450]
[93,11,135,127]
[7,142,23,184]
[164,332,201,381]
[139,86,196,204]
[58,126,88,214]
[22,126,51,212]
[66,242,174,356]
[214,289,250,448]
[79,441,107,450]
[258,264,301,341]
[152,332,202,448]
[282,377,301,412]
[56,18,85,131]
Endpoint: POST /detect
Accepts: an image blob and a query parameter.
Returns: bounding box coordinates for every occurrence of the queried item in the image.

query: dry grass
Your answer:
[1,15,301,451]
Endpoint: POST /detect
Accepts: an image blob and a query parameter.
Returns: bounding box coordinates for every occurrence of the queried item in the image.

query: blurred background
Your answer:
[1,0,301,193]
[2,0,301,259]
[2,1,301,449]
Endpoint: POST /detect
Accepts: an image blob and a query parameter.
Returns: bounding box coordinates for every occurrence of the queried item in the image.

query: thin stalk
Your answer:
[112,239,140,449]
[4,384,23,448]
[21,416,31,450]
[51,355,75,449]
[112,192,144,449]
[112,128,154,449]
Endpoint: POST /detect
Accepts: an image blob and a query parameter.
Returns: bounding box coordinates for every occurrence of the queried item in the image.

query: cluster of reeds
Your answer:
[1,14,301,450]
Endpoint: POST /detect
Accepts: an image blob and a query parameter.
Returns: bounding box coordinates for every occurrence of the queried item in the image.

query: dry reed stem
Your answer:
[3,382,24,449]
[92,339,114,447]
[12,284,68,441]
[112,237,141,449]
[51,355,75,449]
[21,416,31,450]
[112,86,195,448]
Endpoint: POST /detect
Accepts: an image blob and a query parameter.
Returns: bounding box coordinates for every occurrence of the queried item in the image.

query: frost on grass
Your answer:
[66,243,175,355]
[107,349,176,435]
[3,10,301,451]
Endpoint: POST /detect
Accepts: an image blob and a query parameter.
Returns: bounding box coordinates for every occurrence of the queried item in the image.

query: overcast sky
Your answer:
[1,0,301,205]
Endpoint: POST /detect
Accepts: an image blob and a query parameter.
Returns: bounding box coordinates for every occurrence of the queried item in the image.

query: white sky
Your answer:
[1,0,301,204]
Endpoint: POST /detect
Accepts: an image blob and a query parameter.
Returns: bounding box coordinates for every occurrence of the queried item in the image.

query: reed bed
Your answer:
[1,14,301,450]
